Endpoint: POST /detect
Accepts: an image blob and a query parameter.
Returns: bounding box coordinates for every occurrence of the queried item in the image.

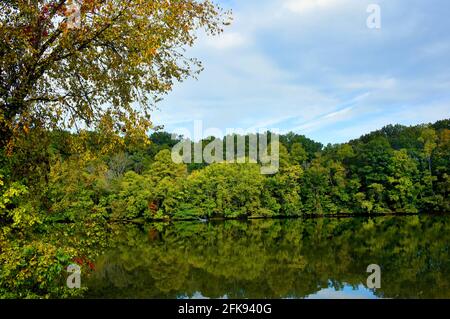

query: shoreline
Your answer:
[111,211,450,225]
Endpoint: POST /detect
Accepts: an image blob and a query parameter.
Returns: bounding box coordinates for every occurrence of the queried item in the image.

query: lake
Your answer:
[85,215,450,299]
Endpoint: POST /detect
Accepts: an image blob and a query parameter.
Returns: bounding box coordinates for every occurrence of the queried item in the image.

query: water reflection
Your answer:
[306,284,377,299]
[85,216,450,299]
[178,284,378,299]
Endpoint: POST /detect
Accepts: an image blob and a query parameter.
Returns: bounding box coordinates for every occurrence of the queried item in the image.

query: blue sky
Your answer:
[305,284,378,299]
[153,0,450,144]
[181,284,378,299]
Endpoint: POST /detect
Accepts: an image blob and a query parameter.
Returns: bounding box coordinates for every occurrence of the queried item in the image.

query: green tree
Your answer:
[290,142,307,165]
[181,162,268,218]
[109,149,187,220]
[265,145,303,216]
[301,157,335,214]
[419,127,438,176]
[353,136,393,189]
[387,149,420,213]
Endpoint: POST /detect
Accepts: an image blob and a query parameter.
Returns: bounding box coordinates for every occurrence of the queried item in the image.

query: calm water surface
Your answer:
[85,215,450,299]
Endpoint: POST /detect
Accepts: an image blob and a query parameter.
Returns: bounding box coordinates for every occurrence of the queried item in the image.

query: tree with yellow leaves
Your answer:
[0,0,230,147]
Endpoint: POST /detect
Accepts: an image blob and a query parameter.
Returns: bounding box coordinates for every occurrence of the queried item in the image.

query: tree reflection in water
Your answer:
[85,216,450,299]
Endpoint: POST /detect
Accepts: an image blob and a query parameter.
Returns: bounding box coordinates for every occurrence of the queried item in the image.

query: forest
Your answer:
[0,118,449,298]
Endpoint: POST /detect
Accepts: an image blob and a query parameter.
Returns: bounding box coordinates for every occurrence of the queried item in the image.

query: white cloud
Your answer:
[203,32,247,50]
[283,0,344,14]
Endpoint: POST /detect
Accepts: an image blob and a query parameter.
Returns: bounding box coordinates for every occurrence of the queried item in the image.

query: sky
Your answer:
[305,284,378,299]
[182,284,378,299]
[152,0,450,144]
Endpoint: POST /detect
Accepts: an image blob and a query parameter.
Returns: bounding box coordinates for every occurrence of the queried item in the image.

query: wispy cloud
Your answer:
[289,97,365,134]
[343,77,396,90]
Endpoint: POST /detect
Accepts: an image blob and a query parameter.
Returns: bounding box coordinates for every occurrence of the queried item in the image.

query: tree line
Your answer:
[2,120,449,227]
